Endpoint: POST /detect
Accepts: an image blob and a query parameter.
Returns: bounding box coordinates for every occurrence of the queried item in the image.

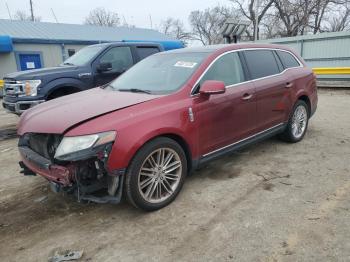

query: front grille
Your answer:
[4,78,25,97]
[20,133,62,160]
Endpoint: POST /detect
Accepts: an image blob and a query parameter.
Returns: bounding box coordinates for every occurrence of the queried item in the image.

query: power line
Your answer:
[51,8,59,23]
[5,2,12,20]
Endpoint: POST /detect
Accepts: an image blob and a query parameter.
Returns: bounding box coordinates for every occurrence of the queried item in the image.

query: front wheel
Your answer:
[125,137,187,211]
[280,100,309,143]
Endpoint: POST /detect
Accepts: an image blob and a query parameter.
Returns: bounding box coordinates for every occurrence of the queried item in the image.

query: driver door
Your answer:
[193,52,257,156]
[93,46,134,87]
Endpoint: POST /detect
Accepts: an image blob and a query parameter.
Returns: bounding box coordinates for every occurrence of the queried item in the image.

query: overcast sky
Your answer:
[0,0,231,30]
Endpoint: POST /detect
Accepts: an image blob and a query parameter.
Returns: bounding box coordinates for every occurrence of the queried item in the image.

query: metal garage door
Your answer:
[19,54,42,71]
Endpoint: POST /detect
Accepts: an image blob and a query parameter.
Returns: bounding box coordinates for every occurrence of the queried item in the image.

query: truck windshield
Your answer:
[108,52,208,95]
[62,45,105,66]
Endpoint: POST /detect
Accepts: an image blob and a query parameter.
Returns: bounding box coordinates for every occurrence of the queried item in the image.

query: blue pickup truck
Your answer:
[2,41,183,114]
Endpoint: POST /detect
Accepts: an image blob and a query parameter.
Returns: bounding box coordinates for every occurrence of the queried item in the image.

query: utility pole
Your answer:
[254,0,260,41]
[149,14,153,29]
[29,0,34,21]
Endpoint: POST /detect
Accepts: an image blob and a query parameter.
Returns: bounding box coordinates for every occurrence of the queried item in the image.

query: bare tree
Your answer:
[160,18,191,41]
[84,7,120,27]
[14,10,41,22]
[272,0,320,36]
[324,2,350,31]
[231,0,274,40]
[189,5,238,45]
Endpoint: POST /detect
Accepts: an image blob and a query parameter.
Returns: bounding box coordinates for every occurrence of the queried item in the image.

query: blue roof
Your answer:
[0,19,174,44]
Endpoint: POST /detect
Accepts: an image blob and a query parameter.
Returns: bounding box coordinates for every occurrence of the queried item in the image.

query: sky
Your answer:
[0,0,232,30]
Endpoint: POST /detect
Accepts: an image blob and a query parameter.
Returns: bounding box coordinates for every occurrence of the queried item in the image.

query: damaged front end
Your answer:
[18,132,124,204]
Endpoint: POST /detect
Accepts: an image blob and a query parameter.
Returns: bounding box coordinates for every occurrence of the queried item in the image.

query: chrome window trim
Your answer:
[202,123,284,157]
[190,47,303,96]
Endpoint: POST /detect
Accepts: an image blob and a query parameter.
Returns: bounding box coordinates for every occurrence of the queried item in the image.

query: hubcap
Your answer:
[291,105,307,139]
[138,148,182,203]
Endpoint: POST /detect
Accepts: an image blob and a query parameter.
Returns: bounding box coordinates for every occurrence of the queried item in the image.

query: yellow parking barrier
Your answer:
[313,67,350,75]
[0,79,4,89]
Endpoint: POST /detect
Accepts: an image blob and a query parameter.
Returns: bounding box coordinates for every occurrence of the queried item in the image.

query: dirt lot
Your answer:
[0,89,349,262]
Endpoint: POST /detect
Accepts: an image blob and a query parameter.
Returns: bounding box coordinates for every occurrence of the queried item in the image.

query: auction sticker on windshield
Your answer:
[174,61,197,68]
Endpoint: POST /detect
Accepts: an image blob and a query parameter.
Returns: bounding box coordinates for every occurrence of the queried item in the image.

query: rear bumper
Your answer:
[3,99,45,115]
[19,146,75,186]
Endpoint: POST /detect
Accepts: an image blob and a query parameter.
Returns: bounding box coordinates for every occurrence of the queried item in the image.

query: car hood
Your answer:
[5,66,78,80]
[18,87,163,135]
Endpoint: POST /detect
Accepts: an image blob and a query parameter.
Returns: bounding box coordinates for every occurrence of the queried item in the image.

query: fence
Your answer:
[261,31,350,81]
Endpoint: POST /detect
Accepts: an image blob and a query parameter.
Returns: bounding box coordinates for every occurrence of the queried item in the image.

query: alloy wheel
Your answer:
[138,148,182,203]
[291,105,307,139]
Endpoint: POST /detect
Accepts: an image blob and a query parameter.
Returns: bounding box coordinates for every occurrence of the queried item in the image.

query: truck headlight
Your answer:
[54,131,116,161]
[24,80,41,96]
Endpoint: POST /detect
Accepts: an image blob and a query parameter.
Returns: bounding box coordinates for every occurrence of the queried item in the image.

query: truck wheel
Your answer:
[280,100,309,143]
[125,137,187,211]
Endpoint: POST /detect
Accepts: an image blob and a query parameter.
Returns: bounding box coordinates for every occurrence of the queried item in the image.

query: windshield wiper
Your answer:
[63,62,75,66]
[118,88,152,94]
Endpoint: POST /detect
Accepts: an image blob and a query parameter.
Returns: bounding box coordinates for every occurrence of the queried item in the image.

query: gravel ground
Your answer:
[0,89,349,262]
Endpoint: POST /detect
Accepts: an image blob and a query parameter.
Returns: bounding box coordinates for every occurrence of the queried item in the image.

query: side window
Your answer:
[200,52,245,87]
[68,49,75,57]
[276,50,300,69]
[137,47,160,60]
[100,46,133,72]
[244,50,280,79]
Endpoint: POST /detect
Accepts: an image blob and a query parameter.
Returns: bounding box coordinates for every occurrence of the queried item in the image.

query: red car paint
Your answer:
[18,43,317,185]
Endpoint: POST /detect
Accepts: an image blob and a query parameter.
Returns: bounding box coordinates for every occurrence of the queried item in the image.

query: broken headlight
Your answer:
[54,131,116,161]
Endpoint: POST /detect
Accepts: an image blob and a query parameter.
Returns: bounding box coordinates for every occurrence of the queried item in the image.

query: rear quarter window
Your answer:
[137,47,160,60]
[276,50,300,69]
[244,50,281,80]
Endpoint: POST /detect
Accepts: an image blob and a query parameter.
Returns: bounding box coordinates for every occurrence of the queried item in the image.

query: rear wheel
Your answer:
[125,137,187,211]
[280,100,309,143]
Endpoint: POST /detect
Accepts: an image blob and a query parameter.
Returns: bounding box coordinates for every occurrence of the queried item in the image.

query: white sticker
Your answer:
[174,61,197,68]
[26,62,35,69]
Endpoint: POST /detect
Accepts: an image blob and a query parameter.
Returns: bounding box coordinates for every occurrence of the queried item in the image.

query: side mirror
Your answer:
[199,80,226,95]
[97,62,112,72]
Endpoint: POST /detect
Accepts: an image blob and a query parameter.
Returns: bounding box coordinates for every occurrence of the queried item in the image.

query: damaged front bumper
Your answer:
[18,145,125,204]
[19,146,75,186]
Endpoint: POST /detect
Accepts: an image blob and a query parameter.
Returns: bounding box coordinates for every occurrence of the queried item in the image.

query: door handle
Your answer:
[285,82,293,88]
[241,93,253,101]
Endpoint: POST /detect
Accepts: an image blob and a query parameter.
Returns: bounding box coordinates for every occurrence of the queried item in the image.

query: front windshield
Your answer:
[108,52,208,95]
[62,45,105,66]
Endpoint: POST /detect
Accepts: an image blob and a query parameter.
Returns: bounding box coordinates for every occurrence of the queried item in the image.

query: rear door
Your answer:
[243,49,292,132]
[193,52,256,156]
[134,46,161,61]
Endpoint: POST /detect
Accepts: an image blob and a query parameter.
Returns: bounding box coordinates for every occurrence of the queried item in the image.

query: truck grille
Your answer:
[3,78,25,97]
[20,133,62,161]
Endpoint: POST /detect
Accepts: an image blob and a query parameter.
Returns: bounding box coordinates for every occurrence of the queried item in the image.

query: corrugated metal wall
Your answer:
[260,31,350,79]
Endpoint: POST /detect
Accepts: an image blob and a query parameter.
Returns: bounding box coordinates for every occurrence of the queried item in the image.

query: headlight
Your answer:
[24,80,41,96]
[54,131,116,161]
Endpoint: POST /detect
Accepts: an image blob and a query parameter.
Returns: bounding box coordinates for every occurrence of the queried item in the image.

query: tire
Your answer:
[280,100,309,143]
[125,137,187,211]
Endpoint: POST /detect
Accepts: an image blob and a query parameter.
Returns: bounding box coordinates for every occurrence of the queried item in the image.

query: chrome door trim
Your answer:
[202,123,285,157]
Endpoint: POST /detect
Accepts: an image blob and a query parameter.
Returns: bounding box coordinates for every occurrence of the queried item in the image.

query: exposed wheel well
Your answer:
[47,86,81,100]
[298,95,311,117]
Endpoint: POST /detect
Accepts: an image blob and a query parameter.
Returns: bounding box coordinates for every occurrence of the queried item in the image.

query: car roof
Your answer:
[87,42,162,48]
[163,43,295,55]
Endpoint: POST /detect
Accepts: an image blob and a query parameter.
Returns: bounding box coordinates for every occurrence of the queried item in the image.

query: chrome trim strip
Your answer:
[202,123,284,157]
[190,47,303,96]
